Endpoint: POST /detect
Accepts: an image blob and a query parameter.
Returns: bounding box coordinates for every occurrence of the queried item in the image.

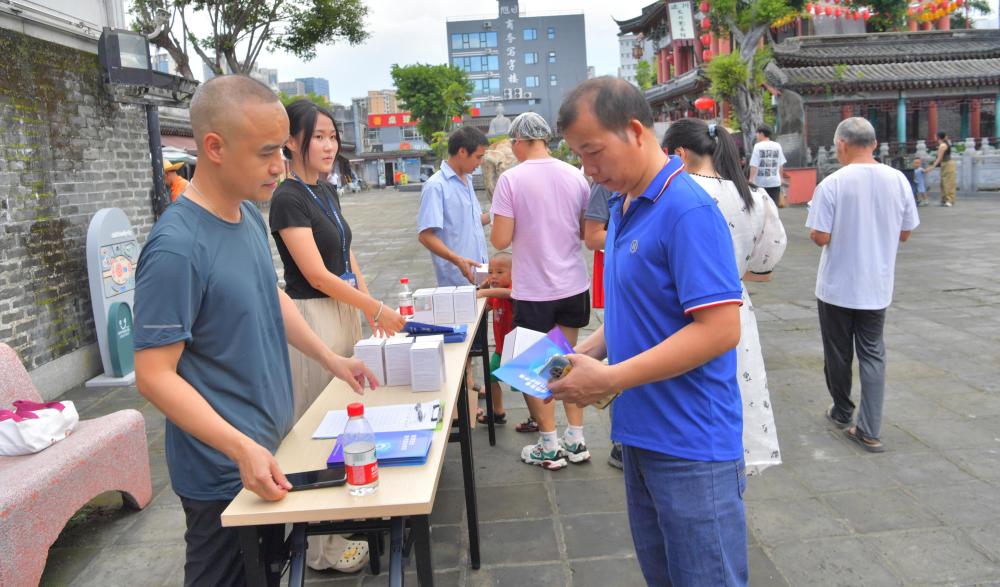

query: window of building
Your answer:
[549,74,558,86]
[528,99,538,105]
[451,32,498,50]
[526,75,540,88]
[401,126,423,142]
[471,78,501,96]
[524,52,538,65]
[547,27,556,39]
[523,28,537,41]
[548,51,556,63]
[452,54,499,73]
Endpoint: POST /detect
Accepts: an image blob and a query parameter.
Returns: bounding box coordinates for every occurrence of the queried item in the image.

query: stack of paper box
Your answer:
[453,286,477,323]
[383,337,414,386]
[353,338,386,384]
[432,287,455,324]
[412,288,435,323]
[410,337,445,392]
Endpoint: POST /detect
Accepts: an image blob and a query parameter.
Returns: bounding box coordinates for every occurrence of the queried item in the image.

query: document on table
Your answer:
[312,400,442,438]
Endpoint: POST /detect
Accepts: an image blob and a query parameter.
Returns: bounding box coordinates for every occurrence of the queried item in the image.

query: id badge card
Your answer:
[341,271,358,289]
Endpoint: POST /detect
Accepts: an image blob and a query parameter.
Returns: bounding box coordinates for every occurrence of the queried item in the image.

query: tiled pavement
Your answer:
[40,189,1000,586]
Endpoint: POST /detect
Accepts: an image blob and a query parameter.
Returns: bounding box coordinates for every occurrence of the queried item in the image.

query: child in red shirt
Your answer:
[476,251,514,425]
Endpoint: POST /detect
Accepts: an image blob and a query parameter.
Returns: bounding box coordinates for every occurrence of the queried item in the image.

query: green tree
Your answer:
[635,59,655,90]
[705,0,905,147]
[390,63,472,141]
[951,0,991,28]
[130,0,370,79]
[278,91,329,107]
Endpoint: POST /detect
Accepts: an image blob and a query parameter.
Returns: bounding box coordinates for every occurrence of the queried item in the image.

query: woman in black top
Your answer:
[270,100,405,421]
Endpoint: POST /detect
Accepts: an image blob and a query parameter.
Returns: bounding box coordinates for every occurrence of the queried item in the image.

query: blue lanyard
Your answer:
[289,172,351,272]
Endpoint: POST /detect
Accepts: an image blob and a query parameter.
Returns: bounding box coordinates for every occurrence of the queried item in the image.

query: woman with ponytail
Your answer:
[663,118,787,475]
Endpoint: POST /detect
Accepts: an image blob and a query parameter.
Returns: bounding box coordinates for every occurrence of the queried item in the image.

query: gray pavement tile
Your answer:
[478,519,560,566]
[772,427,857,463]
[476,482,552,522]
[50,502,143,549]
[569,557,645,587]
[897,376,981,397]
[788,456,898,494]
[553,477,626,516]
[748,547,790,587]
[114,505,186,545]
[746,498,851,547]
[361,569,461,586]
[937,392,1000,418]
[57,386,116,417]
[430,489,466,526]
[468,563,568,586]
[561,512,635,559]
[896,417,1000,450]
[69,543,185,587]
[964,523,1000,562]
[40,547,102,587]
[470,448,550,487]
[823,489,941,534]
[945,447,1000,482]
[305,566,364,584]
[861,528,1000,585]
[880,389,953,421]
[770,537,902,587]
[428,524,463,571]
[878,451,977,487]
[908,481,1000,527]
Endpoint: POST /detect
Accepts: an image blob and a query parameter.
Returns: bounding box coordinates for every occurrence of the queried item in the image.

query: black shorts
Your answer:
[763,186,781,205]
[513,290,591,332]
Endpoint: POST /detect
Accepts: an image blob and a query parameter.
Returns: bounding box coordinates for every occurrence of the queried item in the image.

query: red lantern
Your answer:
[853,10,861,19]
[700,33,712,46]
[862,9,871,19]
[701,16,711,29]
[824,5,833,15]
[700,1,710,13]
[806,2,814,12]
[702,49,713,62]
[693,97,716,111]
[834,7,842,16]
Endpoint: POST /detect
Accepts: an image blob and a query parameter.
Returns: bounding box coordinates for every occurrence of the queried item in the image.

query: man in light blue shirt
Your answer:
[417,126,490,286]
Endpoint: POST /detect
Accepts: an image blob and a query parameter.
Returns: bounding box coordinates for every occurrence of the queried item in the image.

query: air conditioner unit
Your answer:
[483,21,493,29]
[524,92,533,98]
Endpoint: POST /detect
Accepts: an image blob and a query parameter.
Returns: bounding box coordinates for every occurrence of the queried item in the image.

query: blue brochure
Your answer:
[327,429,433,468]
[404,322,467,343]
[492,328,575,400]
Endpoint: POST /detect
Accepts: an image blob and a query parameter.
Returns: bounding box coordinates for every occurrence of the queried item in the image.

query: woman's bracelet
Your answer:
[373,301,385,322]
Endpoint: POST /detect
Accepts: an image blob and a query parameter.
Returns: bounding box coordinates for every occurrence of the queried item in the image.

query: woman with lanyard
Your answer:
[270,100,404,573]
[663,118,788,476]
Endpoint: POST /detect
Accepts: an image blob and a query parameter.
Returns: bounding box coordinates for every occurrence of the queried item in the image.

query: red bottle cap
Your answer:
[400,277,409,284]
[347,402,364,417]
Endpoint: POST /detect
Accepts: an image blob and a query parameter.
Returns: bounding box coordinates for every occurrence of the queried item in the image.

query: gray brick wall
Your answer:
[0,28,155,371]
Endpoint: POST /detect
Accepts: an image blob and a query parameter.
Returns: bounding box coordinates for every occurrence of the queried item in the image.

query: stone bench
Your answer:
[0,343,152,586]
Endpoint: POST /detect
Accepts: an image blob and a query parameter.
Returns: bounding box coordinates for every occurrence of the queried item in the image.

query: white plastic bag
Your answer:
[0,400,79,456]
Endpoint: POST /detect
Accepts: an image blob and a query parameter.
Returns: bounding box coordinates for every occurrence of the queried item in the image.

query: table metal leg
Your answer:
[389,517,406,587]
[411,515,434,586]
[475,318,496,446]
[457,378,482,569]
[287,523,307,587]
[238,525,284,587]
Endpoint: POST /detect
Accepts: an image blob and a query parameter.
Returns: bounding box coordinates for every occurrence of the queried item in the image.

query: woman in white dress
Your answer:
[663,119,788,475]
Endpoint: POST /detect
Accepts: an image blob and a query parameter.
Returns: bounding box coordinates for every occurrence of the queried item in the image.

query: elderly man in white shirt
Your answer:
[806,117,919,453]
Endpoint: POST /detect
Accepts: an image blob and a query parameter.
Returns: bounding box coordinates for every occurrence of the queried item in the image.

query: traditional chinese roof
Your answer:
[615,1,668,35]
[772,29,1000,67]
[645,68,708,106]
[780,57,1000,94]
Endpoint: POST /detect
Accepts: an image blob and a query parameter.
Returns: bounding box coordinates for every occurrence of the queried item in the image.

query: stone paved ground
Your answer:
[40,189,1000,586]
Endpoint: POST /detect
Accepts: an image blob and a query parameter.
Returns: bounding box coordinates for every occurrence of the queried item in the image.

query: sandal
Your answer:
[826,405,851,429]
[844,426,885,453]
[515,417,539,433]
[476,408,506,425]
[474,383,486,398]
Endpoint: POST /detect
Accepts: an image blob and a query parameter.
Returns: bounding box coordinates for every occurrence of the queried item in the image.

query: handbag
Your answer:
[0,400,79,456]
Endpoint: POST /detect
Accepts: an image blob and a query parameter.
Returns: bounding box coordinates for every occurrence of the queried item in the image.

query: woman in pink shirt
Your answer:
[491,112,592,470]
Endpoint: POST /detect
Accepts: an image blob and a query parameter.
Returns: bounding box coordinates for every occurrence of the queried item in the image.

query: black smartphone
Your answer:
[285,466,347,491]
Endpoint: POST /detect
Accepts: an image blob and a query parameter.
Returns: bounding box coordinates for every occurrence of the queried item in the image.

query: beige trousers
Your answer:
[940,160,957,204]
[288,296,362,422]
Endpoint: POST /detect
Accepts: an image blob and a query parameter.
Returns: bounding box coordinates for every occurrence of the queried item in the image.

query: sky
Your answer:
[254,0,658,105]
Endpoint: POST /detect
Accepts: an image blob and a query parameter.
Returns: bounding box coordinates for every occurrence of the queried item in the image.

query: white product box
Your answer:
[353,337,386,385]
[412,288,435,323]
[409,338,445,392]
[452,286,477,324]
[500,327,548,366]
[432,287,456,325]
[382,337,414,387]
[474,265,490,286]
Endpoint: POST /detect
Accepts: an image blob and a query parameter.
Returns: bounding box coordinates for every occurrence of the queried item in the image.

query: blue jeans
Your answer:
[622,445,748,586]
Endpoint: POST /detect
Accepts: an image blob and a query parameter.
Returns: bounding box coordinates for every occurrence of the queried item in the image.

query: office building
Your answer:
[296,77,330,101]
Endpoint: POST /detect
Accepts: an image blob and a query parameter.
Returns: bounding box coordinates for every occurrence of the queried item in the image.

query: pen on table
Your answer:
[414,402,424,422]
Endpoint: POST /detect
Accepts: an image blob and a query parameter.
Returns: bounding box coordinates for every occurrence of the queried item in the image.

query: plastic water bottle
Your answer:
[398,277,414,318]
[342,402,378,496]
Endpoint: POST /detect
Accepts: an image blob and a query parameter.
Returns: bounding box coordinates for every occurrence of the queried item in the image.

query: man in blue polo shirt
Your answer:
[551,77,747,586]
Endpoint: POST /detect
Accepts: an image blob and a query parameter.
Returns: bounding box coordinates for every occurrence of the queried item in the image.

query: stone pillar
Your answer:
[897,95,907,145]
[928,101,938,143]
[970,99,981,140]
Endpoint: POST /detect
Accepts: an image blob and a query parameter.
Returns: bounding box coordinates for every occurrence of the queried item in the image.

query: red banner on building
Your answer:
[368,112,415,128]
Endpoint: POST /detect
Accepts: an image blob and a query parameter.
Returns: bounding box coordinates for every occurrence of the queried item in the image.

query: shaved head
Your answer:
[190,75,281,148]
